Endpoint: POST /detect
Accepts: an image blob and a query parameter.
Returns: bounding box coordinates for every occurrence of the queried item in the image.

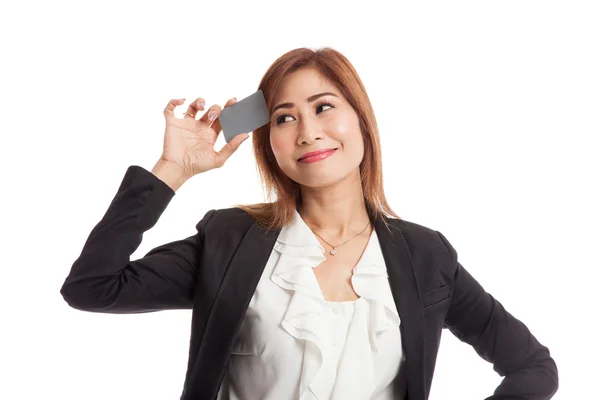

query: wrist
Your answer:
[151,160,190,192]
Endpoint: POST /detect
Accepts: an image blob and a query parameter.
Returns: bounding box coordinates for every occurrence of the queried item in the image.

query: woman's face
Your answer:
[269,68,364,188]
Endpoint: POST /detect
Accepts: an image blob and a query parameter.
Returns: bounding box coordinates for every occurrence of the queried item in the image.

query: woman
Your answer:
[60,47,558,400]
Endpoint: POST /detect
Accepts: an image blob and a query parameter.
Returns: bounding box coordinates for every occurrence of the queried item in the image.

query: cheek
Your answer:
[269,134,290,159]
[332,113,364,158]
[327,112,356,138]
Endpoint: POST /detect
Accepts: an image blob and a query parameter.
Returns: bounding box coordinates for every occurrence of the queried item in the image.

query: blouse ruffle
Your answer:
[270,210,401,400]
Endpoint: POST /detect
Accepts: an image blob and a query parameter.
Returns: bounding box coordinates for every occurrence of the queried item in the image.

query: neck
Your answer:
[297,175,371,239]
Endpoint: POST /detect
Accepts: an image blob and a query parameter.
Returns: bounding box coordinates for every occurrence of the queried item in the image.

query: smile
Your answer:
[297,149,337,164]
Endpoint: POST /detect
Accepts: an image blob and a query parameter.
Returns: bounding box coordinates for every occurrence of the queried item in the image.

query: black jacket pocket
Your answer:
[421,285,451,309]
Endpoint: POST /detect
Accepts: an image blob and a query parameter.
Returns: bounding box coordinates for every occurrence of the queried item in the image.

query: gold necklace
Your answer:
[309,220,371,255]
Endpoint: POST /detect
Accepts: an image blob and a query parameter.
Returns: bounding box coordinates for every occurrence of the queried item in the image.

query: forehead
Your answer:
[272,68,340,103]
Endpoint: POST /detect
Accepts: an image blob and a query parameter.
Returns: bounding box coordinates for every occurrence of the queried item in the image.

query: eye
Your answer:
[315,101,334,113]
[275,101,335,125]
[275,114,293,125]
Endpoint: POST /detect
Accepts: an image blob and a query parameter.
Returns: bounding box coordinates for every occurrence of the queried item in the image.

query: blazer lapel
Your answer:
[374,217,426,400]
[187,220,281,400]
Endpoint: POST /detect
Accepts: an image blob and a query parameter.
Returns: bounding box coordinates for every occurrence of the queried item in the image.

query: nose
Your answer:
[296,115,324,145]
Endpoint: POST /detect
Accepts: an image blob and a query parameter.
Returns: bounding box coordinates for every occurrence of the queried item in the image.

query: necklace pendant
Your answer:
[330,249,337,255]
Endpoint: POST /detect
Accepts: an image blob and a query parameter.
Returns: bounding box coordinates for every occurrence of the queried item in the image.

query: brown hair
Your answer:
[234,47,401,232]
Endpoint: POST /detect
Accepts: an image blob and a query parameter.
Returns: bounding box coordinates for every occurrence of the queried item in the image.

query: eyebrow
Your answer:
[271,92,338,114]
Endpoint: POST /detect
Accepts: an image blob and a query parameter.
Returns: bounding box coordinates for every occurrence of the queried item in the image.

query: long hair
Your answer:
[234,47,401,232]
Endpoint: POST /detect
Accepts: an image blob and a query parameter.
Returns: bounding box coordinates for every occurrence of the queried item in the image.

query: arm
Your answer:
[60,165,216,313]
[436,231,559,399]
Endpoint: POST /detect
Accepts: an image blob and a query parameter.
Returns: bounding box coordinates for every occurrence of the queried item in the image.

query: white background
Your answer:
[1,1,598,399]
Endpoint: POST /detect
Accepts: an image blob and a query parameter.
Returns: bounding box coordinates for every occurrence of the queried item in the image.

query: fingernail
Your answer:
[198,102,205,109]
[208,110,217,121]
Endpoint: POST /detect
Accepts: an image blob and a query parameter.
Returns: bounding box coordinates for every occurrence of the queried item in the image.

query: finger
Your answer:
[214,133,250,167]
[164,98,186,118]
[209,97,237,134]
[184,97,206,119]
[198,104,222,128]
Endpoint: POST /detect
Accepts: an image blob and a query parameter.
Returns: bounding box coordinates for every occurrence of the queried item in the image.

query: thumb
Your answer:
[215,133,250,166]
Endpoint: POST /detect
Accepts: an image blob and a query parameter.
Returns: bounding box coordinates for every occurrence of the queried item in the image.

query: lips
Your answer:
[297,148,337,164]
[298,148,337,161]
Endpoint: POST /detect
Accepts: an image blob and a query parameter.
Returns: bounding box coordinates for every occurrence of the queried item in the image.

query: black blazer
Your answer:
[60,166,559,400]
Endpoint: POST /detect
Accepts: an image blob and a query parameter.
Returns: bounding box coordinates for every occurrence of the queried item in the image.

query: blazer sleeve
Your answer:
[60,165,216,314]
[436,231,559,399]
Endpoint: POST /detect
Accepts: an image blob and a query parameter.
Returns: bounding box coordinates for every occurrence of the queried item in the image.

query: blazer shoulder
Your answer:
[390,217,446,250]
[390,218,459,288]
[197,206,254,235]
[212,206,253,222]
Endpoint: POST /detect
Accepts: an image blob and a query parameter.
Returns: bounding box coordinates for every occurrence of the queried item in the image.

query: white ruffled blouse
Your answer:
[217,209,406,400]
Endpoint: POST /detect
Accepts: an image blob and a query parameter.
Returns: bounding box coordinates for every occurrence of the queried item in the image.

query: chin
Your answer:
[292,170,354,189]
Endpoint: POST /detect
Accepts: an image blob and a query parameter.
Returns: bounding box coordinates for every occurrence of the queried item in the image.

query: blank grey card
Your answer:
[218,90,270,143]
